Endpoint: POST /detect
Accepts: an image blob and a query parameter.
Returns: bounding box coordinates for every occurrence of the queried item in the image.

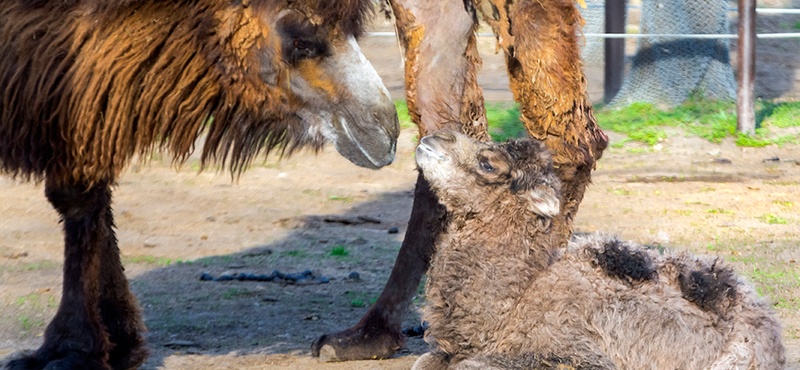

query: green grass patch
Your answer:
[345,291,376,308]
[593,96,800,147]
[394,100,415,130]
[706,208,734,214]
[773,200,795,209]
[328,195,354,202]
[122,255,176,267]
[393,101,527,142]
[486,103,526,141]
[281,250,307,258]
[394,98,800,146]
[608,188,639,196]
[759,214,789,225]
[330,245,349,256]
[16,315,44,331]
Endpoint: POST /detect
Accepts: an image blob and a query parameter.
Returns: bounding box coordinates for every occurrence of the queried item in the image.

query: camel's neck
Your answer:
[424,204,562,355]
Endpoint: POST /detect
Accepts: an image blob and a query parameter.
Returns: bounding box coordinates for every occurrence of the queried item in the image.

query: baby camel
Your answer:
[413,130,785,370]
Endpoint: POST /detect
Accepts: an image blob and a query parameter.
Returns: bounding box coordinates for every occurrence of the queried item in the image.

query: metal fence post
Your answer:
[604,0,626,103]
[737,0,756,135]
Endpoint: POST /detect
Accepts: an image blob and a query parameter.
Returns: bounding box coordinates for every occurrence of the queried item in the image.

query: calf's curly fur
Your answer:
[413,131,785,370]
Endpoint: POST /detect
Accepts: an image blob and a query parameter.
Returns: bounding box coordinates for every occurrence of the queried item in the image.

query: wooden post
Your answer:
[604,0,626,103]
[737,0,756,135]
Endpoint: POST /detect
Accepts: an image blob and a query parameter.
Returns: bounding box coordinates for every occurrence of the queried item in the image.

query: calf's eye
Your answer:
[479,161,495,173]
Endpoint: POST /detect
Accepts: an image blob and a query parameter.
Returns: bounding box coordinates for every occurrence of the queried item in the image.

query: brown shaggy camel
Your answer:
[0,1,398,369]
[411,130,785,370]
[313,0,608,361]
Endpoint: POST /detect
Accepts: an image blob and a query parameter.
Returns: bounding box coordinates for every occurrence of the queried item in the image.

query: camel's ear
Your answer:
[526,185,560,217]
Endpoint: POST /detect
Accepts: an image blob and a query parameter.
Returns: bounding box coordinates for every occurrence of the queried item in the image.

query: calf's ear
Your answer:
[526,184,560,217]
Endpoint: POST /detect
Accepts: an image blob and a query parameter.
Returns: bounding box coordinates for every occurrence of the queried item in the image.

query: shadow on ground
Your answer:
[131,189,428,369]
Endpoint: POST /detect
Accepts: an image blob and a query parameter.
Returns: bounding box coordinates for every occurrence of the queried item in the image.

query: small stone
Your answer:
[143,240,156,248]
[200,236,208,241]
[712,158,732,164]
[164,340,195,348]
[388,227,399,234]
[205,217,216,222]
[243,246,273,256]
[304,314,320,321]
[352,237,368,245]
[762,157,780,162]
[346,272,360,281]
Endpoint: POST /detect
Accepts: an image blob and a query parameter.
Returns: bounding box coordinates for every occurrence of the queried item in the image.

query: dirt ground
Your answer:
[2,12,800,370]
[1,128,799,369]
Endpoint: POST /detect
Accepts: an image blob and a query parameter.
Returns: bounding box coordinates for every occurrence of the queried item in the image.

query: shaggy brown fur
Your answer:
[1,1,397,369]
[0,0,390,186]
[413,131,785,370]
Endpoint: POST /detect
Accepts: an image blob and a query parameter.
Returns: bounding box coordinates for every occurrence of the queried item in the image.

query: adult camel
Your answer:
[0,0,398,369]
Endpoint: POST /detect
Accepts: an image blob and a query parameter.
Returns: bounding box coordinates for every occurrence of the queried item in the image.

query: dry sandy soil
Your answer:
[1,128,799,369]
[2,10,800,370]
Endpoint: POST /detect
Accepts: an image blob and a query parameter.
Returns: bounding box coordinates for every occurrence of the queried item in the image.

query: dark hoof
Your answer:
[5,351,110,370]
[311,327,405,362]
[108,344,149,370]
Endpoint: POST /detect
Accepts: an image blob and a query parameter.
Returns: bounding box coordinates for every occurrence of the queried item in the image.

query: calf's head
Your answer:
[256,0,398,168]
[415,130,561,217]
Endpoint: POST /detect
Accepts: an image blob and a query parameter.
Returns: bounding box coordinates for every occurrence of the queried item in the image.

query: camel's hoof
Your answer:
[311,327,404,362]
[5,351,110,370]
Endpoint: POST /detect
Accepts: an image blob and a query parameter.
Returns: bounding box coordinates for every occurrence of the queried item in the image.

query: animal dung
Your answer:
[199,270,329,285]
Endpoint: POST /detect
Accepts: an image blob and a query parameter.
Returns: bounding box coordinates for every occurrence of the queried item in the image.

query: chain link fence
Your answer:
[580,1,739,107]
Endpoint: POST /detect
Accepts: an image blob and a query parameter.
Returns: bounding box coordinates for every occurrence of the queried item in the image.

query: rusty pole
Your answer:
[737,0,756,135]
[604,0,626,103]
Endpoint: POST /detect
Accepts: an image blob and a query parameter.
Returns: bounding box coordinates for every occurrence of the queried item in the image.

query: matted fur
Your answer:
[0,0,374,186]
[415,132,785,370]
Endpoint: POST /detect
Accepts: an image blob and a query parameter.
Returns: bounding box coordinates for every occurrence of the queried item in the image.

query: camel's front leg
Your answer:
[6,180,134,370]
[97,209,148,370]
[312,174,446,361]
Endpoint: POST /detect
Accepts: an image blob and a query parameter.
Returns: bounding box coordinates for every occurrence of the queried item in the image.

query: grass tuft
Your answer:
[593,96,800,147]
[330,245,349,256]
[759,214,789,225]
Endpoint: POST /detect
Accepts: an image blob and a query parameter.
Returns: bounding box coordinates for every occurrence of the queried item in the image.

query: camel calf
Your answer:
[412,130,785,370]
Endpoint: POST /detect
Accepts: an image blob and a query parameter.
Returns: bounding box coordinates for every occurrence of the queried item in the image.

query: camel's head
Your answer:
[260,0,398,169]
[415,130,561,217]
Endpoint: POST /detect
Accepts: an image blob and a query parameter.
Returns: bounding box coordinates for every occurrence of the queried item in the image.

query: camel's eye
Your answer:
[293,39,311,50]
[479,160,495,173]
[277,15,329,64]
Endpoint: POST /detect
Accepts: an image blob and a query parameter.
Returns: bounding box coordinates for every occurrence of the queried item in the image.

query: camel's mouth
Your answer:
[416,137,446,161]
